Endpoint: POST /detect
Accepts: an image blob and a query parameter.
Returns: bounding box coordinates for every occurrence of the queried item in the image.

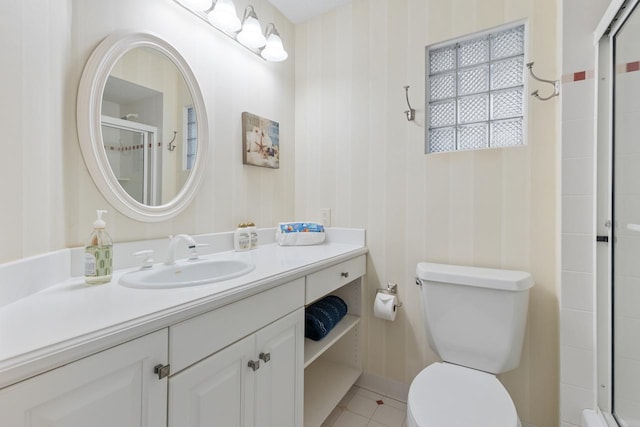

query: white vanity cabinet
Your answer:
[0,239,367,427]
[304,255,366,427]
[168,278,305,427]
[170,331,256,427]
[169,309,303,427]
[0,329,168,427]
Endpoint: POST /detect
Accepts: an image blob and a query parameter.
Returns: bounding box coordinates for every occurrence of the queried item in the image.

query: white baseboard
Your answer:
[355,372,410,403]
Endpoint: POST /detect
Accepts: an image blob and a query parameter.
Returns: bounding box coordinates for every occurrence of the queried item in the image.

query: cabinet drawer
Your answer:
[305,255,366,304]
[170,278,304,374]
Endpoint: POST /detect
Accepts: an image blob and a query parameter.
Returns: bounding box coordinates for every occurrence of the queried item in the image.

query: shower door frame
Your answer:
[101,115,159,206]
[595,0,640,425]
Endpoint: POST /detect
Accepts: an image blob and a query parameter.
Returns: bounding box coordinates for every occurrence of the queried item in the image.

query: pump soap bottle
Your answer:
[234,223,251,251]
[84,210,113,285]
[247,222,258,249]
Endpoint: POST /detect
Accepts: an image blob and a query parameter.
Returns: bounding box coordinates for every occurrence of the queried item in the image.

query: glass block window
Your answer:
[184,105,197,170]
[426,24,526,153]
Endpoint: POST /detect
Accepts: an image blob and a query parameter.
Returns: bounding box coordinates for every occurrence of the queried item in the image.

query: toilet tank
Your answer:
[416,262,534,374]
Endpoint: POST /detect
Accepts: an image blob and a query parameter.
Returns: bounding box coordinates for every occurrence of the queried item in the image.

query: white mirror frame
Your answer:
[77,31,208,222]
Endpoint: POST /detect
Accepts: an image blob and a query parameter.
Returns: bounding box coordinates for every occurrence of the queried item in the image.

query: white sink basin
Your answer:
[119,259,255,289]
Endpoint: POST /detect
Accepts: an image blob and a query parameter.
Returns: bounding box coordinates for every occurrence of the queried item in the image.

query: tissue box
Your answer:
[276,222,326,246]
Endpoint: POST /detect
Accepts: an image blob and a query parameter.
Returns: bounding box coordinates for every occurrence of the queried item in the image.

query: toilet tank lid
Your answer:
[416,262,534,291]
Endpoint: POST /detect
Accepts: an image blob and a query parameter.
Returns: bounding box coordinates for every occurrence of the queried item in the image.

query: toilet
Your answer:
[407,262,534,427]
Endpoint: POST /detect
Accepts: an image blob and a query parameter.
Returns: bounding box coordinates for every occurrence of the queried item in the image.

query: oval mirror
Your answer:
[77,31,208,222]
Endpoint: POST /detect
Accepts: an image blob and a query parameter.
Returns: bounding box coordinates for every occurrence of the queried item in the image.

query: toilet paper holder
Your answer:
[377,282,403,308]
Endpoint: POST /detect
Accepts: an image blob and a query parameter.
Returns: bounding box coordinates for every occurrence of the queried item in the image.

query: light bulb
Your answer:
[237,15,266,49]
[261,32,288,62]
[207,0,241,33]
[179,0,211,12]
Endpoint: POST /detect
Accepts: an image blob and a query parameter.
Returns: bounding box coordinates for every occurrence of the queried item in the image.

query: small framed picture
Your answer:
[242,112,280,169]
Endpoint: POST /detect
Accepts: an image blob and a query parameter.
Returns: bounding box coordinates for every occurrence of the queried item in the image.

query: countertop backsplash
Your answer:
[0,227,365,309]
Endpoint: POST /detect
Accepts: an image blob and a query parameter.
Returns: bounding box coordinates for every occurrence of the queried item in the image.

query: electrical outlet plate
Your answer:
[320,208,331,227]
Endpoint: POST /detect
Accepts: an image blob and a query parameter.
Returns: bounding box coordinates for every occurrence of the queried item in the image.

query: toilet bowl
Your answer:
[408,263,533,427]
[406,363,520,427]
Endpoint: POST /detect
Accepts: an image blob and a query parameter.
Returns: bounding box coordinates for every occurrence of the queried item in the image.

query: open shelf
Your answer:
[303,266,364,427]
[303,357,362,427]
[304,314,360,368]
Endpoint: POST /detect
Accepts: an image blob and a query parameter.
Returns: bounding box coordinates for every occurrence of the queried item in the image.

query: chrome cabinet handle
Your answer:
[341,272,349,278]
[154,364,170,380]
[248,360,260,371]
[259,352,271,363]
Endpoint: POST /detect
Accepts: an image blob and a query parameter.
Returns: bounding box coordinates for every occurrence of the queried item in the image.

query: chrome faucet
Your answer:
[165,234,197,265]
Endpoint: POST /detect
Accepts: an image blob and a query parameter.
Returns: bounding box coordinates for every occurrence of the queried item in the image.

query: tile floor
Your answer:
[320,385,408,427]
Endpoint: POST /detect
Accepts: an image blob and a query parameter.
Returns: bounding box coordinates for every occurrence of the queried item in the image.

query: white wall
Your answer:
[0,0,295,264]
[559,0,611,426]
[294,0,558,426]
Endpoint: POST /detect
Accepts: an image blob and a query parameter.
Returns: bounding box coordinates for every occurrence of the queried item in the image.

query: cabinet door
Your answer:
[169,334,256,427]
[255,309,304,427]
[0,330,168,427]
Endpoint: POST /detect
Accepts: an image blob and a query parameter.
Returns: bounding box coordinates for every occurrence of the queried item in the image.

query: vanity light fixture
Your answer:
[180,0,212,11]
[261,23,288,62]
[236,6,266,49]
[175,0,288,62]
[207,0,241,33]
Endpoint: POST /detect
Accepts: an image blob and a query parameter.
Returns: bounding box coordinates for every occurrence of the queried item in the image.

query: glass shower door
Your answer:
[102,124,148,204]
[101,116,158,205]
[613,3,640,425]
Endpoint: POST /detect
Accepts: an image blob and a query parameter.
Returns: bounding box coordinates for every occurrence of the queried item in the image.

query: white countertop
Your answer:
[0,229,367,388]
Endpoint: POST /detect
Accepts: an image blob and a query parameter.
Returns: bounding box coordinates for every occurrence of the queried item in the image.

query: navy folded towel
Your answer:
[305,295,348,341]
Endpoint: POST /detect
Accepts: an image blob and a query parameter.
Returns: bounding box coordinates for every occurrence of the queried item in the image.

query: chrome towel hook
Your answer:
[166,131,178,151]
[404,85,416,121]
[527,62,559,101]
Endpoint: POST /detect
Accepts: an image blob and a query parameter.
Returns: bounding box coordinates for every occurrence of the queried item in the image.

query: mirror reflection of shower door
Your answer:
[101,116,159,205]
[613,2,640,426]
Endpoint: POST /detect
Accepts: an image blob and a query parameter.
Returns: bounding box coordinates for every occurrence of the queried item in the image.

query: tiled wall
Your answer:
[559,0,611,426]
[295,0,558,426]
[0,0,295,264]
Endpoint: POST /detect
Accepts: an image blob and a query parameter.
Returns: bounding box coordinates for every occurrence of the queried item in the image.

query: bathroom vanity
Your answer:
[0,228,366,427]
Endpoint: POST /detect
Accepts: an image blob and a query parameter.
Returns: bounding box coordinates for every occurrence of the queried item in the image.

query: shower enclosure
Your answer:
[101,116,159,205]
[596,1,640,426]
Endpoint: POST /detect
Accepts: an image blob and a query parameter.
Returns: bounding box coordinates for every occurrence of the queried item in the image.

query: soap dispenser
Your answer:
[84,210,113,285]
[246,222,258,249]
[234,223,251,251]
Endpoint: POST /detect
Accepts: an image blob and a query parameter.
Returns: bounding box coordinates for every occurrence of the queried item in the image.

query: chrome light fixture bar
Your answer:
[175,0,288,62]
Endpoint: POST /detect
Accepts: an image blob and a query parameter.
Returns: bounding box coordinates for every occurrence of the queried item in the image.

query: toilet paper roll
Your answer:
[373,292,398,321]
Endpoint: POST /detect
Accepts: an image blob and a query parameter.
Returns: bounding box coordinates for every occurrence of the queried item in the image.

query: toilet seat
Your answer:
[407,362,518,427]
